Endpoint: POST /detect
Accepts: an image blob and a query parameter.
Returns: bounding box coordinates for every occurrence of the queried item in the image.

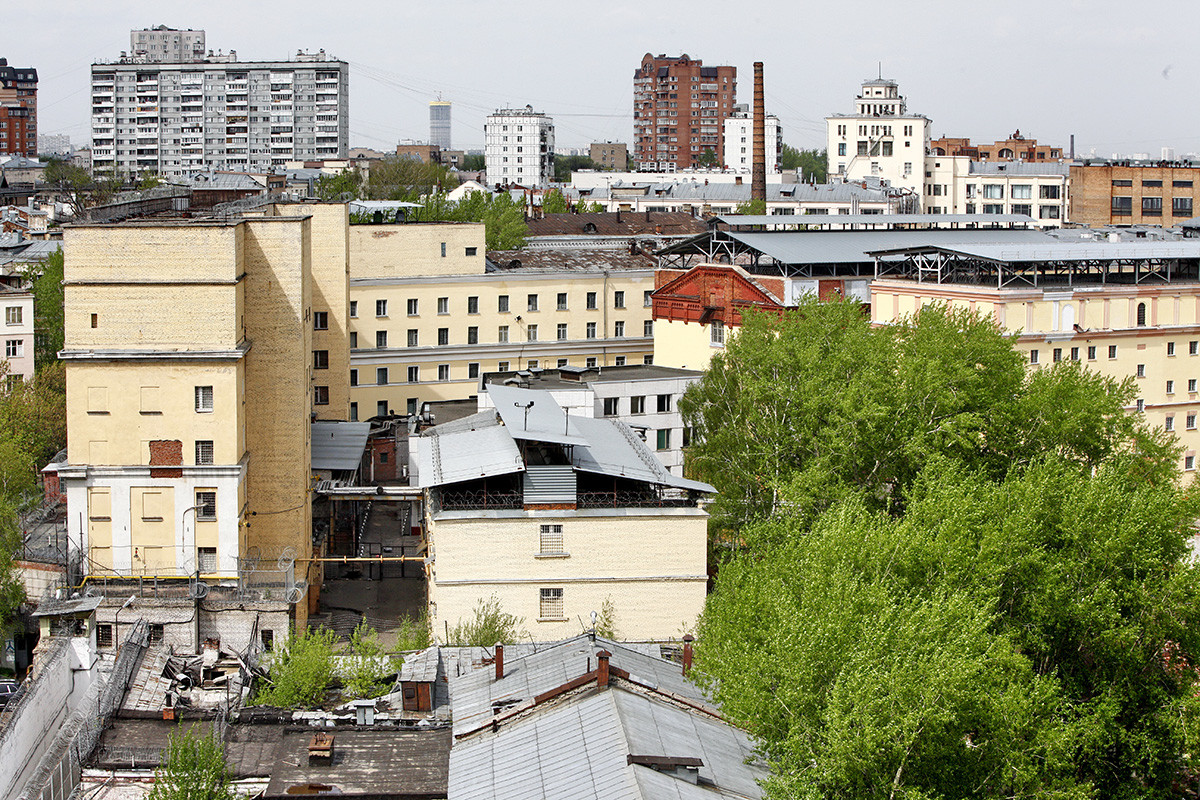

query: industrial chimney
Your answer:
[752,62,766,204]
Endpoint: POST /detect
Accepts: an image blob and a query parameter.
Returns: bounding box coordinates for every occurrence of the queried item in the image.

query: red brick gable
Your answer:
[652,264,787,327]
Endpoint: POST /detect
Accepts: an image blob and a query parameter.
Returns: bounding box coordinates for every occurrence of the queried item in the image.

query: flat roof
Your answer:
[727,228,1052,266]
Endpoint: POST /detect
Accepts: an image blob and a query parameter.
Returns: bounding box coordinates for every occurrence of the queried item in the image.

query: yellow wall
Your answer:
[348,223,485,279]
[653,318,729,371]
[304,204,353,420]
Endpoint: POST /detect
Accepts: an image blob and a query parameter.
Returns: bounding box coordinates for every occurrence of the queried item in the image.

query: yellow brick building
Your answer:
[347,224,656,418]
[58,205,351,623]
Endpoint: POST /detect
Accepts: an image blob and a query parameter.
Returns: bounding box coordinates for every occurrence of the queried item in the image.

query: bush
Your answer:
[395,610,432,654]
[341,621,395,699]
[445,595,524,646]
[147,724,234,800]
[594,596,618,640]
[255,625,337,708]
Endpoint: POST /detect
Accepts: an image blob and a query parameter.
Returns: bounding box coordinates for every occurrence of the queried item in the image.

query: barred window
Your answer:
[196,490,216,520]
[539,524,564,555]
[539,587,564,619]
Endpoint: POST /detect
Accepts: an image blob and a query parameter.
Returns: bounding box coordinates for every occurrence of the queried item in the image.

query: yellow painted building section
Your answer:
[348,223,483,279]
[306,203,352,420]
[426,509,708,641]
[652,318,730,371]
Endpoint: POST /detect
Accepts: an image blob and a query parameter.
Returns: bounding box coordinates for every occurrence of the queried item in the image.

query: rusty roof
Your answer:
[526,211,707,238]
[485,248,655,273]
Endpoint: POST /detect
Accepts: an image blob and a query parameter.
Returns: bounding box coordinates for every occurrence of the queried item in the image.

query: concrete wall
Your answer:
[348,223,485,279]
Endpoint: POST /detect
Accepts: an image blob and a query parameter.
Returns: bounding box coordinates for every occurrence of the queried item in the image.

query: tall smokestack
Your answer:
[752,61,766,204]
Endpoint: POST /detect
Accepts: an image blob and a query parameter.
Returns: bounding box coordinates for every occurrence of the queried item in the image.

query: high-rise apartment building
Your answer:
[484,106,554,187]
[0,58,37,158]
[633,53,737,172]
[430,101,451,150]
[723,108,782,173]
[90,50,348,176]
[826,77,930,194]
[130,25,206,63]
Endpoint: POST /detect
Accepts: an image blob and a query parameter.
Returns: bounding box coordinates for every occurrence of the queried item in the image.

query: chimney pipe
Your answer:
[597,650,611,688]
[751,62,766,203]
[494,643,504,681]
[682,634,694,676]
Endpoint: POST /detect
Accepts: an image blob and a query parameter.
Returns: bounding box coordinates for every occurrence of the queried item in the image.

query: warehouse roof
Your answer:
[310,421,370,472]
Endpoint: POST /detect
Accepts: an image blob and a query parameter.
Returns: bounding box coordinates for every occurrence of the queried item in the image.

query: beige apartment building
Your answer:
[57,204,351,624]
[347,224,656,419]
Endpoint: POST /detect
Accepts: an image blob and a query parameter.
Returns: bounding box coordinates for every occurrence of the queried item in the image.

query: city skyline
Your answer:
[6,0,1200,158]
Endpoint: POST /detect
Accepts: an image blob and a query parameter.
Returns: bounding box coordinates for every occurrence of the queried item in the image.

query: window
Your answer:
[1109,345,1118,359]
[378,330,390,348]
[468,362,480,379]
[438,364,449,381]
[1167,380,1175,394]
[98,624,113,648]
[1012,204,1033,217]
[586,357,597,368]
[615,355,626,366]
[195,385,213,412]
[557,292,568,310]
[437,297,449,314]
[4,340,23,358]
[468,296,479,314]
[983,204,1004,214]
[1111,196,1132,216]
[1142,197,1163,216]
[1191,379,1198,393]
[586,292,597,310]
[1143,179,1163,188]
[1174,180,1194,188]
[407,298,419,316]
[614,291,625,309]
[586,322,596,339]
[539,524,564,555]
[498,295,510,313]
[1112,179,1133,187]
[314,386,329,405]
[313,350,328,369]
[540,588,564,620]
[376,299,387,317]
[527,324,538,341]
[1166,416,1175,431]
[1168,341,1176,356]
[631,395,646,414]
[149,624,164,644]
[557,358,569,368]
[350,369,358,387]
[655,394,672,413]
[1137,302,1147,326]
[838,142,846,156]
[527,294,539,312]
[438,328,449,346]
[4,306,22,325]
[1053,348,1062,363]
[440,242,446,257]
[400,329,413,347]
[1188,455,1196,471]
[1136,399,1145,413]
[1087,346,1096,360]
[1189,414,1198,430]
[1137,363,1145,378]
[350,331,358,348]
[614,321,625,337]
[407,366,419,383]
[711,321,725,345]
[196,490,216,520]
[261,629,274,651]
[195,440,214,465]
[644,290,653,308]
[643,354,654,365]
[528,360,539,369]
[313,311,328,330]
[557,323,567,340]
[465,246,478,256]
[349,300,358,318]
[1174,197,1194,217]
[1193,341,1199,355]
[376,367,388,385]
[983,185,1004,199]
[407,398,418,415]
[377,400,388,417]
[1070,347,1079,361]
[602,397,618,416]
[1030,350,1039,365]
[656,428,671,450]
[1011,184,1032,200]
[1039,185,1061,199]
[498,361,510,372]
[468,326,478,345]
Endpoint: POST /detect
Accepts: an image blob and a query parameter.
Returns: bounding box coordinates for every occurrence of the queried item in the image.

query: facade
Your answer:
[1069,161,1200,227]
[589,141,628,171]
[574,180,898,217]
[429,100,451,150]
[826,77,930,194]
[633,53,737,172]
[347,226,656,419]
[1,288,34,384]
[90,51,349,176]
[722,109,782,173]
[923,157,1069,226]
[484,107,554,187]
[56,204,351,626]
[0,58,37,158]
[416,384,712,641]
[930,132,1064,161]
[129,26,206,63]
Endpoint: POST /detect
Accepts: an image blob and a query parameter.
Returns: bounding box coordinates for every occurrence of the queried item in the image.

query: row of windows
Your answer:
[357,290,648,319]
[358,320,652,349]
[1111,196,1194,216]
[601,394,673,415]
[356,354,654,388]
[1112,179,1193,188]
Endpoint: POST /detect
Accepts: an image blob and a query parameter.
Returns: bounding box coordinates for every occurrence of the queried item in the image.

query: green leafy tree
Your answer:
[781,144,828,182]
[593,596,618,639]
[147,724,235,800]
[366,156,458,201]
[697,148,720,168]
[553,155,596,183]
[394,610,432,653]
[313,168,363,202]
[341,620,395,699]
[0,497,27,636]
[445,595,524,646]
[22,249,64,367]
[255,625,337,708]
[460,154,485,172]
[576,199,605,213]
[733,198,766,216]
[541,189,570,215]
[136,171,162,191]
[43,158,123,215]
[0,361,67,502]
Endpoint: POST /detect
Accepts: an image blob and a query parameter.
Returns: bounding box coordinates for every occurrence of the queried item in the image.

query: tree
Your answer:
[734,198,766,216]
[541,189,570,215]
[365,156,458,201]
[313,167,363,202]
[0,361,67,502]
[255,625,337,708]
[147,724,235,800]
[341,621,395,699]
[576,199,605,213]
[781,144,827,183]
[22,249,64,367]
[553,155,597,183]
[43,158,123,216]
[0,497,27,638]
[445,595,524,646]
[460,154,485,172]
[697,148,720,168]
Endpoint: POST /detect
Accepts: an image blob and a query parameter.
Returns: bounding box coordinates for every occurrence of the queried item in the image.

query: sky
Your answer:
[7,0,1200,158]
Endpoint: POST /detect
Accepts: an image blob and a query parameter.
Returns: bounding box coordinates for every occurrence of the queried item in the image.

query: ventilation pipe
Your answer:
[682,634,694,676]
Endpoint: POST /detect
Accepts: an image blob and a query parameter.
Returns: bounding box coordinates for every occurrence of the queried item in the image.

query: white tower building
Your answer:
[826,78,930,194]
[485,106,555,188]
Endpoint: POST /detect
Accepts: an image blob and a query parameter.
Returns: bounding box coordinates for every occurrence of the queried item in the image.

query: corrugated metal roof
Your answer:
[717,213,1036,227]
[486,248,655,274]
[968,161,1070,176]
[868,241,1200,263]
[571,416,714,493]
[310,421,370,471]
[487,383,588,446]
[728,227,1053,265]
[399,646,440,682]
[418,424,525,488]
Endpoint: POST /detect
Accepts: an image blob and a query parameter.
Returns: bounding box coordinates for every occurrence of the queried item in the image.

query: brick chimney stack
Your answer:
[494,643,504,681]
[752,61,766,203]
[682,634,694,676]
[597,650,611,688]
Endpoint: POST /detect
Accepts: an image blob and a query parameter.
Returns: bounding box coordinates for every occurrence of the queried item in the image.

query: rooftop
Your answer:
[485,248,655,273]
[526,211,707,239]
[481,364,704,392]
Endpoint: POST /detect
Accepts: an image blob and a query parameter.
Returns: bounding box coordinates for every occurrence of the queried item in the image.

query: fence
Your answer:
[17,619,149,800]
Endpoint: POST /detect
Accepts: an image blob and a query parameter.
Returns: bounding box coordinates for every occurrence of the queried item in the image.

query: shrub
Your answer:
[445,595,524,646]
[255,625,337,708]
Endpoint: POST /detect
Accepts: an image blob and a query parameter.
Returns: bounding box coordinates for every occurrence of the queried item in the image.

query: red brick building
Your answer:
[930,130,1062,162]
[633,53,736,172]
[0,58,37,158]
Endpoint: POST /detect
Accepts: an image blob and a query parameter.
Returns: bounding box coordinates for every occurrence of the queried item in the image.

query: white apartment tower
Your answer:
[430,101,451,150]
[130,26,206,63]
[826,78,930,194]
[484,106,555,187]
[723,108,783,173]
[90,50,349,177]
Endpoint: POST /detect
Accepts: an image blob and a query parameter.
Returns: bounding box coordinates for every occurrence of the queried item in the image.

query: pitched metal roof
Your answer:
[570,416,713,493]
[727,227,1053,266]
[526,211,707,238]
[310,421,370,471]
[418,424,526,487]
[716,213,1037,227]
[487,383,588,445]
[485,248,655,274]
[867,240,1200,264]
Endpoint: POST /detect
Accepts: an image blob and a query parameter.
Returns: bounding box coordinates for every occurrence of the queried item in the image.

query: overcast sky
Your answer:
[9,0,1200,158]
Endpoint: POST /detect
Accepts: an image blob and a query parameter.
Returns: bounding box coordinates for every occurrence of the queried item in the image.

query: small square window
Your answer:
[528,294,539,312]
[468,362,480,379]
[631,396,645,414]
[586,357,598,368]
[614,321,625,338]
[657,394,672,412]
[196,490,216,520]
[527,324,538,342]
[557,323,567,340]
[407,298,419,316]
[557,358,569,367]
[314,386,329,405]
[498,295,510,313]
[376,299,388,317]
[586,322,596,339]
[644,320,654,337]
[465,247,478,256]
[539,587,564,619]
[438,364,449,381]
[1187,455,1196,471]
[527,360,539,370]
[557,292,568,311]
[377,367,388,385]
[1166,416,1175,431]
[313,311,328,330]
[149,624,164,644]
[468,296,479,314]
[407,366,419,383]
[602,397,618,416]
[1053,348,1062,363]
[438,328,449,346]
[615,356,626,366]
[1070,347,1079,362]
[97,623,113,648]
[539,524,564,555]
[195,385,213,412]
[1087,346,1096,360]
[1029,349,1039,365]
[406,329,417,347]
[468,326,479,345]
[498,360,510,372]
[656,428,671,450]
[1108,345,1118,359]
[437,297,449,315]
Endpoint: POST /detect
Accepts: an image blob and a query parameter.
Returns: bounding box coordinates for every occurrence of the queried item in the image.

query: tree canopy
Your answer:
[553,155,596,183]
[418,190,528,250]
[22,249,64,367]
[147,724,236,800]
[685,298,1199,799]
[781,144,828,183]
